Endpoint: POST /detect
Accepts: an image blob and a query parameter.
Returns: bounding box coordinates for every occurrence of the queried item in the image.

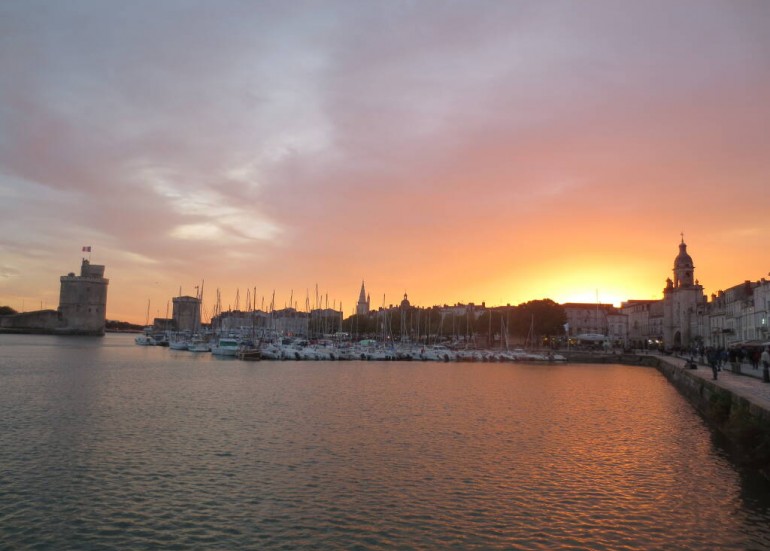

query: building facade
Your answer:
[703,279,770,348]
[310,308,343,336]
[562,303,614,338]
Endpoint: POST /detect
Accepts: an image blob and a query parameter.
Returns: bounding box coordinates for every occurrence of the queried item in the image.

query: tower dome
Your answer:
[673,236,694,287]
[674,242,693,270]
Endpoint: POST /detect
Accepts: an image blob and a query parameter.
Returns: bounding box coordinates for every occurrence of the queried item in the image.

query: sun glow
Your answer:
[505,261,664,309]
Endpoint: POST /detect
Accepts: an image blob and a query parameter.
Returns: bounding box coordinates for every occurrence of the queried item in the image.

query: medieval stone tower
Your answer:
[172,295,202,332]
[356,281,370,316]
[58,259,109,335]
[662,237,705,349]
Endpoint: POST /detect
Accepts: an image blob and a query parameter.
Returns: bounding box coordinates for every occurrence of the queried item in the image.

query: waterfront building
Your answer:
[310,308,343,336]
[210,307,316,338]
[607,310,628,347]
[704,279,769,348]
[705,290,728,349]
[271,308,309,336]
[438,303,485,321]
[562,303,614,338]
[213,309,269,335]
[754,279,770,342]
[649,301,664,346]
[620,300,658,348]
[619,299,664,349]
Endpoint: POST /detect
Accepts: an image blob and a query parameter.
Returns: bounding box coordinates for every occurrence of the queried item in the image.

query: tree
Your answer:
[509,300,566,340]
[0,306,18,316]
[342,313,379,338]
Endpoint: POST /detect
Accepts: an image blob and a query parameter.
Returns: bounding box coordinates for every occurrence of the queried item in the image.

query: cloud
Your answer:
[0,265,21,279]
[1,1,769,321]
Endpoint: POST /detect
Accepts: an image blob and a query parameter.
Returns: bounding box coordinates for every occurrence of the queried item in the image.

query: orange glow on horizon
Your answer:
[2,3,769,326]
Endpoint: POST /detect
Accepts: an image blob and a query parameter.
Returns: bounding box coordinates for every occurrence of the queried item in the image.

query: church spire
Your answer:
[358,281,367,303]
[356,281,370,315]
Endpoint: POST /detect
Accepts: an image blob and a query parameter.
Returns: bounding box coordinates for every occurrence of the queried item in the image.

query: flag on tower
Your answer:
[82,246,91,252]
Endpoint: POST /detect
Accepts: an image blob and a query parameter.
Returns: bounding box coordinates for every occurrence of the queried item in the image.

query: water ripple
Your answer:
[1,334,770,549]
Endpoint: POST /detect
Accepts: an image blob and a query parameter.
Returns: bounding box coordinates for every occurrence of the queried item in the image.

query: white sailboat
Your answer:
[135,300,154,345]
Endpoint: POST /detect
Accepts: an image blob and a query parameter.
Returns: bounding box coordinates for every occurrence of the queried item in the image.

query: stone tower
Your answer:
[58,259,109,335]
[172,296,202,332]
[356,281,370,316]
[662,236,705,349]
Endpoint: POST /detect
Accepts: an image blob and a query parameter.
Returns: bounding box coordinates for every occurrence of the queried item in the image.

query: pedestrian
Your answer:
[751,349,760,370]
[708,349,719,380]
[762,347,770,383]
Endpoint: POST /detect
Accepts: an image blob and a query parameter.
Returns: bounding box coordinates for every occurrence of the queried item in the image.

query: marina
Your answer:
[132,330,568,363]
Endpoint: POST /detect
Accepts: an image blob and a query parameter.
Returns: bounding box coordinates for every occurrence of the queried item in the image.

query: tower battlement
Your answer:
[57,258,109,335]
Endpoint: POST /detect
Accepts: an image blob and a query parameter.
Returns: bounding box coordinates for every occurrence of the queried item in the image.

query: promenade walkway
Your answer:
[661,353,770,413]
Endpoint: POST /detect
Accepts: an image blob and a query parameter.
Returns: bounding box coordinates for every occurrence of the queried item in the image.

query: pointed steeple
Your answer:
[358,281,367,303]
[356,281,370,315]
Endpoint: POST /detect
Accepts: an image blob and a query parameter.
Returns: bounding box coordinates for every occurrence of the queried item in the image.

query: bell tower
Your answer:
[673,234,695,288]
[663,235,705,349]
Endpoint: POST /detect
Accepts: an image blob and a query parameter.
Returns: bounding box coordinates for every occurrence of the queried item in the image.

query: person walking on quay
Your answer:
[761,347,770,383]
[708,348,719,380]
[719,348,728,371]
[751,348,760,370]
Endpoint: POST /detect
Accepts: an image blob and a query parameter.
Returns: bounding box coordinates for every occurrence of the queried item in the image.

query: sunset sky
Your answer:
[1,1,769,324]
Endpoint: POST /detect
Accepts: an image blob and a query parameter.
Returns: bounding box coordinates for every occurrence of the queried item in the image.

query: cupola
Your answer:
[673,236,694,287]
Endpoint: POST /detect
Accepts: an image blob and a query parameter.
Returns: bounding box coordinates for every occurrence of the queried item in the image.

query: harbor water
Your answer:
[2,333,770,549]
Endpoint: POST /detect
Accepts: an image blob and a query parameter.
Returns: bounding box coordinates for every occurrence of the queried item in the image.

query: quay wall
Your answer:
[654,357,770,472]
[0,310,105,336]
[564,352,660,367]
[565,351,770,472]
[0,310,63,333]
